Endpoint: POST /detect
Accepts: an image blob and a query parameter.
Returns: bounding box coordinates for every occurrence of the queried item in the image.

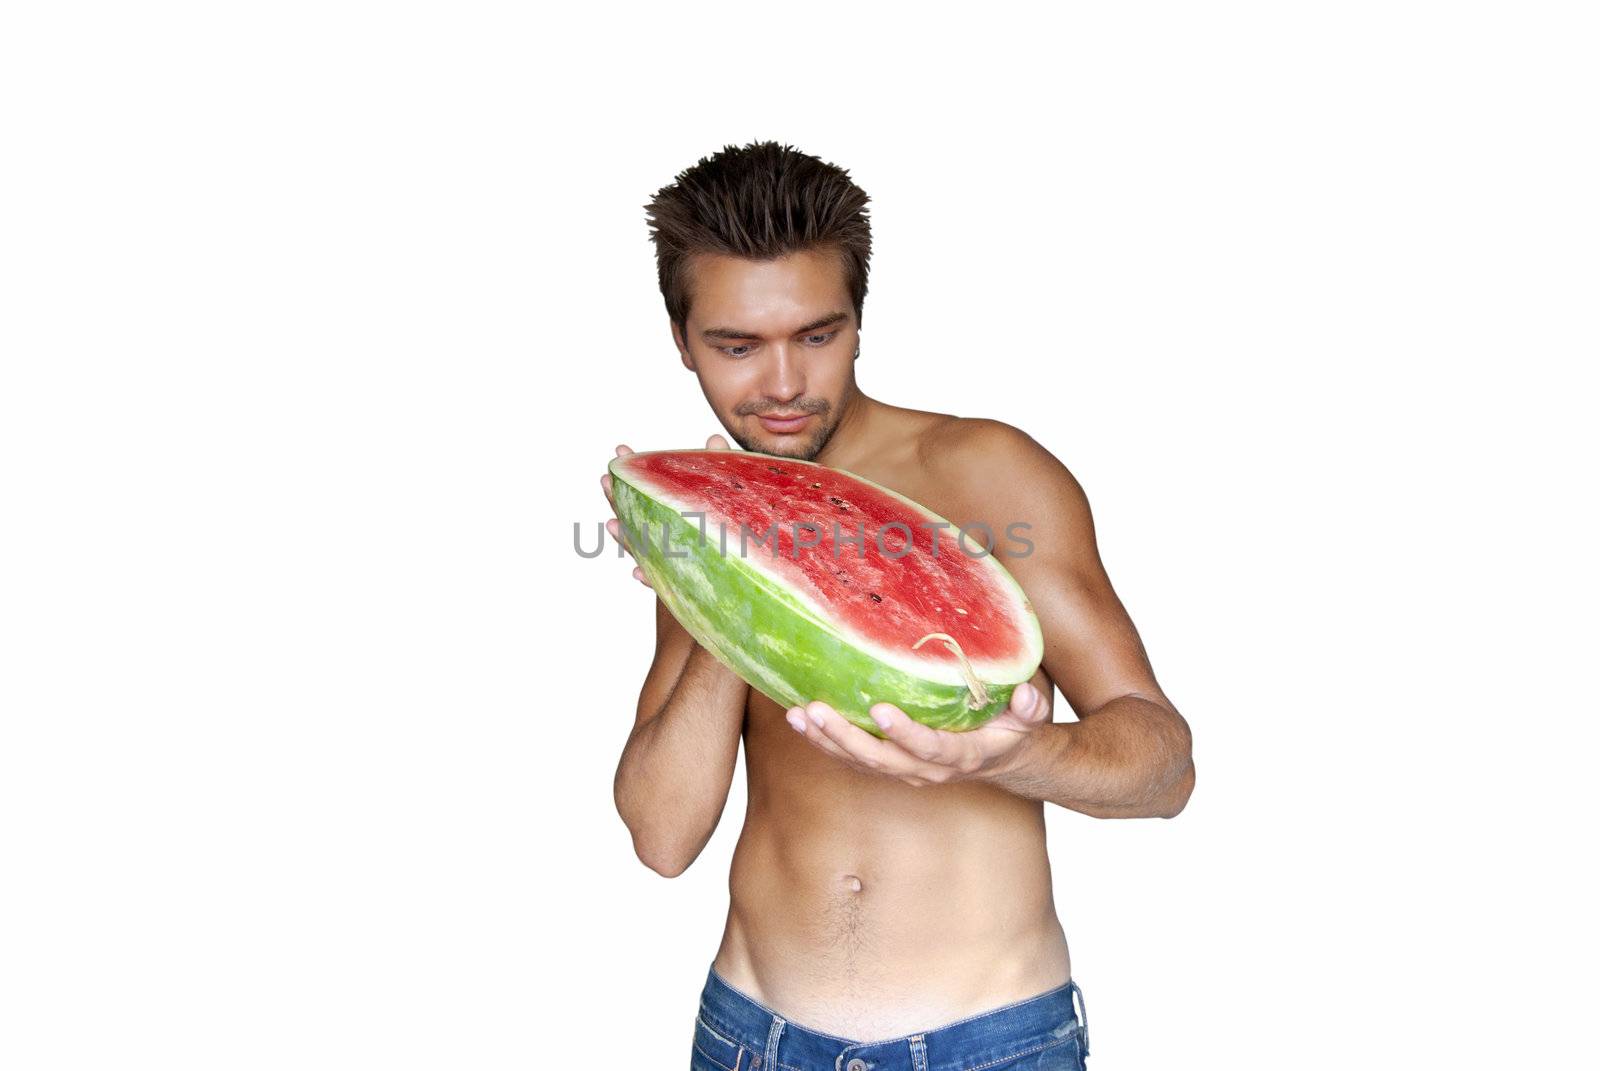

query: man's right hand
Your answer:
[601,435,732,589]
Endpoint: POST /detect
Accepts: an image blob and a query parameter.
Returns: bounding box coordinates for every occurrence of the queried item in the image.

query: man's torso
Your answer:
[710,408,1072,1042]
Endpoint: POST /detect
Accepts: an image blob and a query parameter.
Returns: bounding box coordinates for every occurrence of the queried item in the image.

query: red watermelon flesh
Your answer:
[615,450,1041,692]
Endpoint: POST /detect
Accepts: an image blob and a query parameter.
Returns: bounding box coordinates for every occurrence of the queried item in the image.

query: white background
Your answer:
[3,2,1595,1068]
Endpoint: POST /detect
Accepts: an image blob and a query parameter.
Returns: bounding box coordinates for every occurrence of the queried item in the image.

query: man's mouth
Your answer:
[756,412,814,434]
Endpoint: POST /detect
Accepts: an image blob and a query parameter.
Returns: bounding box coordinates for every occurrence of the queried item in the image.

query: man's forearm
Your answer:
[613,645,747,874]
[986,695,1194,818]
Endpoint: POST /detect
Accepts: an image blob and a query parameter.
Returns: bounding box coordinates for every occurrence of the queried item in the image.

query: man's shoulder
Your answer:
[915,416,1089,540]
[916,415,1059,482]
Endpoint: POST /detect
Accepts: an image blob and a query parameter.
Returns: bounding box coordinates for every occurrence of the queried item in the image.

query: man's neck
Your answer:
[814,390,901,471]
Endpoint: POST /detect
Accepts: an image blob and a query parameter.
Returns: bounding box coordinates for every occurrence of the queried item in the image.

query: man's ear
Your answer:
[671,320,695,371]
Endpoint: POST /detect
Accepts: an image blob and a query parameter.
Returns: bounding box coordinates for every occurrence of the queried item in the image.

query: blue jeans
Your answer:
[690,965,1090,1071]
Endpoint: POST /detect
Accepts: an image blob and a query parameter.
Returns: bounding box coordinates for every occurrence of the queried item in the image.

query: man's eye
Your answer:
[722,344,754,358]
[804,332,837,346]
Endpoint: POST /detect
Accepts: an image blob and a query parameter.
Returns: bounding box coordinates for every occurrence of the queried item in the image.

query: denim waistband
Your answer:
[695,964,1088,1071]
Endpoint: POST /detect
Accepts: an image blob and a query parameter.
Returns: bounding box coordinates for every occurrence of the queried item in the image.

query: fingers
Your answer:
[706,434,731,450]
[785,702,959,786]
[785,706,855,764]
[631,566,653,589]
[868,703,976,772]
[804,701,948,782]
[614,443,633,457]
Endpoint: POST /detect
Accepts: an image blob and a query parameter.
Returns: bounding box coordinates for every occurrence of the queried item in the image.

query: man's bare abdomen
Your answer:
[710,698,1072,1042]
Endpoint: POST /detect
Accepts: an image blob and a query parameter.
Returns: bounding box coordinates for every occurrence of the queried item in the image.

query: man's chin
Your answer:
[732,429,825,460]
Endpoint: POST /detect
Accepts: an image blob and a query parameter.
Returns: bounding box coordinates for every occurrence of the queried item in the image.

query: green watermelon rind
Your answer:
[609,458,1037,736]
[613,450,1045,682]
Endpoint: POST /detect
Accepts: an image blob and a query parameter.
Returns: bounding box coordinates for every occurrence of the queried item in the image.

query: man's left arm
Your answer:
[958,421,1195,818]
[784,421,1195,818]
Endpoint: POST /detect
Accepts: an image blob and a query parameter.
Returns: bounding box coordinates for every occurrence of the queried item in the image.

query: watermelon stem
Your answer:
[911,632,992,710]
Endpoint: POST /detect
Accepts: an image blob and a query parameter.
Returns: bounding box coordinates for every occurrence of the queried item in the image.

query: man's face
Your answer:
[673,248,860,460]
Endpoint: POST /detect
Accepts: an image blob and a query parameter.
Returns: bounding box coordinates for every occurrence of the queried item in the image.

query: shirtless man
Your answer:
[602,142,1195,1070]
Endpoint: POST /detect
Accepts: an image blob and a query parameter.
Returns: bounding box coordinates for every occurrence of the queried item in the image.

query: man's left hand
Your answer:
[783,681,1054,787]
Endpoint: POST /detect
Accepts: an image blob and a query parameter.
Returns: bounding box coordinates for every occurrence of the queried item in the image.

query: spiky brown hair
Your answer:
[644,141,873,336]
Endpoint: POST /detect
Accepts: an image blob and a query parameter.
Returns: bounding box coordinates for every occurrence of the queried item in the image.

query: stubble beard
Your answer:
[731,413,835,461]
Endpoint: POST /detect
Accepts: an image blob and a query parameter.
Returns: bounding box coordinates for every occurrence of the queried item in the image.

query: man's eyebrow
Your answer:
[701,311,849,341]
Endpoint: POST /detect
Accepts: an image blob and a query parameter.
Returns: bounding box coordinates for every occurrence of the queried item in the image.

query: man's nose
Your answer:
[762,343,805,403]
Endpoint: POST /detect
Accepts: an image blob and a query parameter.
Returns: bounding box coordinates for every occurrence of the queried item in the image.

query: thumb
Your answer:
[707,434,731,450]
[1010,682,1049,723]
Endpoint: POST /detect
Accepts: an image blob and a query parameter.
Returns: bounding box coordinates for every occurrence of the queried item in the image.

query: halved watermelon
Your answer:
[607,449,1043,735]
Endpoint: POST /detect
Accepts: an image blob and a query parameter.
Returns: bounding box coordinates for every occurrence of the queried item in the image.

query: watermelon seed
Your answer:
[809,482,822,489]
[869,592,882,603]
[732,479,745,489]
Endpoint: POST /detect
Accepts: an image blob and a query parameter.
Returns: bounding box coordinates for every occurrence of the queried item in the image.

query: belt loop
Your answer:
[764,1014,786,1068]
[1071,980,1090,1057]
[908,1033,928,1071]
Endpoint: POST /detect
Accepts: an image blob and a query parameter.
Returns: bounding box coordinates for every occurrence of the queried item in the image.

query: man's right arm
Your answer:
[613,596,749,877]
